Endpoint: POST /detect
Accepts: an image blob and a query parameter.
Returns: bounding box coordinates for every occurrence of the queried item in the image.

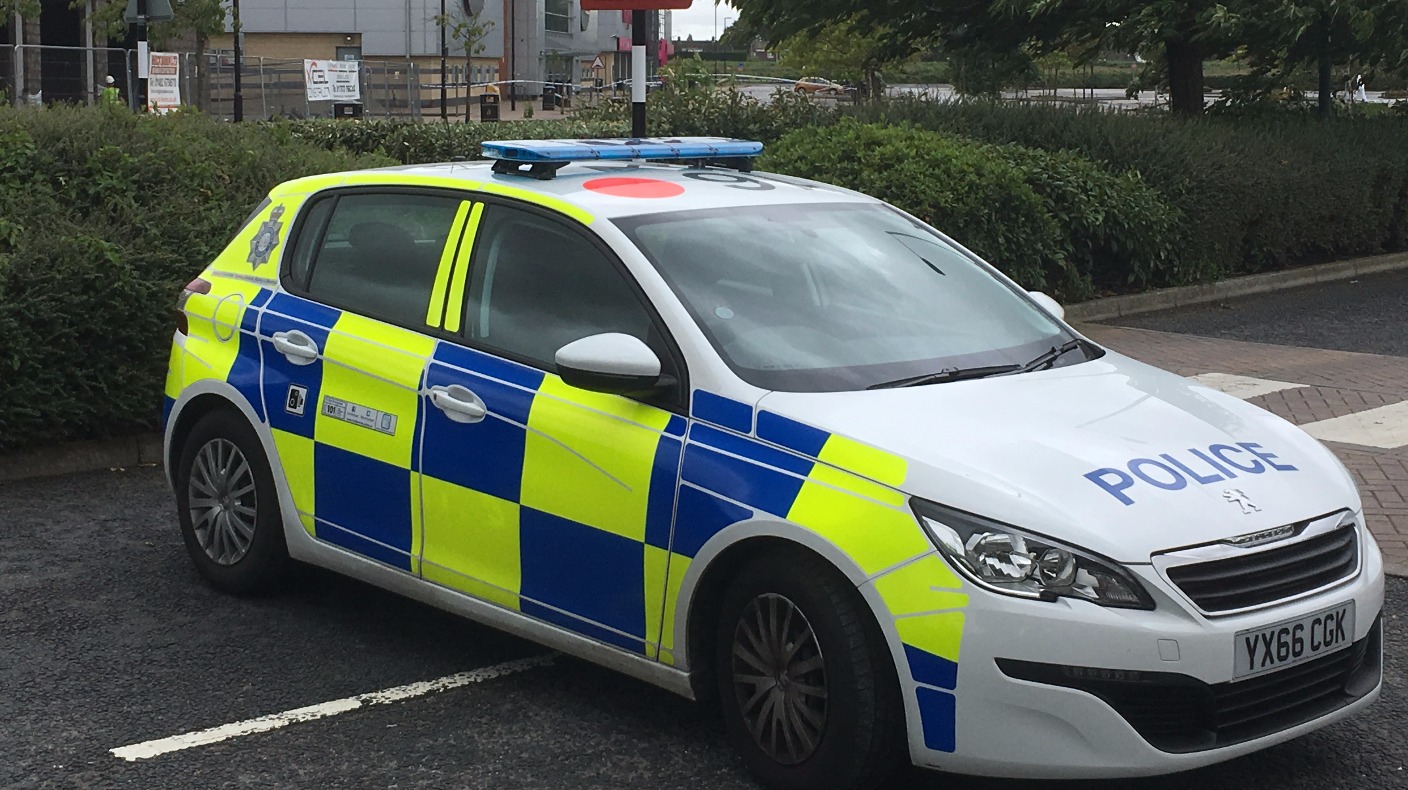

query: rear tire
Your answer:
[715,549,904,790]
[174,409,290,595]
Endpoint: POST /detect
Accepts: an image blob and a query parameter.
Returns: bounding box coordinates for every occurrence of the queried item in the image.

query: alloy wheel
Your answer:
[187,438,258,566]
[730,593,829,765]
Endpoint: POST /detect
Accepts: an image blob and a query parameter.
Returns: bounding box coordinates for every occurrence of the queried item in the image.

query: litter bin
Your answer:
[332,102,363,120]
[480,92,500,122]
[542,87,558,111]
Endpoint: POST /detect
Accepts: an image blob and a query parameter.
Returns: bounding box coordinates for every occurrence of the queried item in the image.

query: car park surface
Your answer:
[0,467,1403,789]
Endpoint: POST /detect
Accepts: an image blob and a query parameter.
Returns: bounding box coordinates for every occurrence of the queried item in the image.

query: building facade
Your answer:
[219,0,661,95]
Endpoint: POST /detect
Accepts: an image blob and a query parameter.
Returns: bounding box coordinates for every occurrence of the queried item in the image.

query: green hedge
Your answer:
[7,98,1408,453]
[761,121,1177,297]
[284,117,630,164]
[857,99,1408,284]
[0,107,388,451]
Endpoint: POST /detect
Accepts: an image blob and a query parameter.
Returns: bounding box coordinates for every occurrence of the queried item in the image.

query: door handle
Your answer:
[429,384,488,424]
[271,330,319,366]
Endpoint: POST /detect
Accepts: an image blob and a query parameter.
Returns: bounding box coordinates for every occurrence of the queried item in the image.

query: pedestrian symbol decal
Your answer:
[249,204,286,269]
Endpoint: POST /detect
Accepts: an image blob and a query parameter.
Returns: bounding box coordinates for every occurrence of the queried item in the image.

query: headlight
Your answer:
[912,500,1154,610]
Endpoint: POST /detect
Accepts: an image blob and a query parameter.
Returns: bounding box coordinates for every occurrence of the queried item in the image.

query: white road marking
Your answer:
[110,654,555,762]
[1189,372,1304,400]
[1301,401,1408,449]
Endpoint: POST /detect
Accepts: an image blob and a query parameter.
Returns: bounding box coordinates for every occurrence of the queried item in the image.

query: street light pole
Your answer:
[439,0,447,120]
[631,8,646,138]
[232,0,244,121]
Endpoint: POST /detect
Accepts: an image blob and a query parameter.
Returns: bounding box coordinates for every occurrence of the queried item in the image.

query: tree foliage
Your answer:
[731,0,1405,115]
[434,3,494,60]
[1209,0,1408,113]
[772,21,891,94]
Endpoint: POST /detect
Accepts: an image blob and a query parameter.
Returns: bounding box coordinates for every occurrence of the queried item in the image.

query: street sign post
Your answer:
[123,0,174,112]
[580,0,691,137]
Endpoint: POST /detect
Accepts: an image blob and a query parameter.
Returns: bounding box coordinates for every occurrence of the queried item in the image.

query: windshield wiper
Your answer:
[867,339,1091,390]
[1018,338,1087,373]
[867,364,1022,390]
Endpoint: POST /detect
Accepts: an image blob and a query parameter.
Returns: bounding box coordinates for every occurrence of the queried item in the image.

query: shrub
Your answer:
[761,121,1177,298]
[981,145,1179,294]
[761,121,1060,290]
[575,81,838,144]
[283,116,630,163]
[0,107,388,451]
[860,99,1408,282]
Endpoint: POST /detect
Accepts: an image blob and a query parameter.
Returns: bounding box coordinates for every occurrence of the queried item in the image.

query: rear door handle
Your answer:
[429,384,488,424]
[271,330,320,365]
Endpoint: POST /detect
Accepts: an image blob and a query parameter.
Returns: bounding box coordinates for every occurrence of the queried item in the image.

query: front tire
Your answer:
[715,549,904,790]
[175,409,290,594]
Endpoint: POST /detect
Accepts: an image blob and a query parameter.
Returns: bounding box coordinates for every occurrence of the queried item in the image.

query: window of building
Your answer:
[545,0,571,33]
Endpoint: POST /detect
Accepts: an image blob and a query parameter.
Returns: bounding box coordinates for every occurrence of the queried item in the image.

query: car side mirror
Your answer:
[555,333,666,395]
[1027,291,1066,321]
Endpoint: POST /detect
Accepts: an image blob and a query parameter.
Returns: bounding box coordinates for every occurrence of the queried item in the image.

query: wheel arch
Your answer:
[163,381,309,557]
[675,519,884,699]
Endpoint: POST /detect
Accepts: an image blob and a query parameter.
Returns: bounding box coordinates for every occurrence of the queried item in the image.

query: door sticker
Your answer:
[285,384,309,416]
[322,395,398,436]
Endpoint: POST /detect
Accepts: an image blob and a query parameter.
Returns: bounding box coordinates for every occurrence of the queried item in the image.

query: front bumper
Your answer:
[883,522,1386,779]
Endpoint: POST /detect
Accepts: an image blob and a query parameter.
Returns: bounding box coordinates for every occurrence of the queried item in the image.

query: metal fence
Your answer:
[3,44,627,121]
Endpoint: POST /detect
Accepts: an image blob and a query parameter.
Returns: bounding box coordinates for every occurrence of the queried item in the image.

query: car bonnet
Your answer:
[756,352,1359,563]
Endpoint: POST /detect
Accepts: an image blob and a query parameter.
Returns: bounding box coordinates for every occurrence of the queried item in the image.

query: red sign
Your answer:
[581,0,692,9]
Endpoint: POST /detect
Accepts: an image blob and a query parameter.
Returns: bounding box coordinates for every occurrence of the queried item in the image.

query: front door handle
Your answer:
[271,330,319,366]
[429,384,488,424]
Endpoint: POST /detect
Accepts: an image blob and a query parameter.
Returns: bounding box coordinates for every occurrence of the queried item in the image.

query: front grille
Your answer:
[998,616,1382,753]
[1166,525,1359,613]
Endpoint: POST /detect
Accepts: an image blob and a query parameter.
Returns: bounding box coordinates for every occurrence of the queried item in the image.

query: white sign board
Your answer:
[304,59,361,102]
[147,51,181,112]
[591,55,605,70]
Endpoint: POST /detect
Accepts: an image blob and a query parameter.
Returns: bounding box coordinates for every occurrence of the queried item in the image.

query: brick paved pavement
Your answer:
[1082,324,1408,576]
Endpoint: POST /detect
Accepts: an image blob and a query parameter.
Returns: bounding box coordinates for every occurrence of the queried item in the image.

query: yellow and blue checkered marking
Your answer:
[166,276,274,429]
[873,553,969,754]
[173,199,959,731]
[418,343,687,655]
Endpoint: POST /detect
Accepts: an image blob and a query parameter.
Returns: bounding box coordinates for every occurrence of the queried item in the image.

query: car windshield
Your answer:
[616,202,1085,393]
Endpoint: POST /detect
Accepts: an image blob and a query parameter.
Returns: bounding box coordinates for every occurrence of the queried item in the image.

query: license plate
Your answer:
[1234,601,1355,679]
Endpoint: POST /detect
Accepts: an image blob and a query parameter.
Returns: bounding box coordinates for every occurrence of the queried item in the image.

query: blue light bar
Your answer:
[481,137,764,164]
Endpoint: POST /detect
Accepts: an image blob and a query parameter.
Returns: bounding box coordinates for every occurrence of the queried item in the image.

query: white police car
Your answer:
[163,137,1384,789]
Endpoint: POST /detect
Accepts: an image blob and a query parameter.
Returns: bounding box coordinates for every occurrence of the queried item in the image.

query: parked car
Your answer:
[164,137,1384,790]
[792,76,847,96]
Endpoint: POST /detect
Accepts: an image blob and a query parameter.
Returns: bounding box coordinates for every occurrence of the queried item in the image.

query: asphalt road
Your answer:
[1,467,1404,789]
[1114,268,1408,358]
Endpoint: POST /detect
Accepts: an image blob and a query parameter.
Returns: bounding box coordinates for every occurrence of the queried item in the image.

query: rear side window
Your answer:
[287,192,464,325]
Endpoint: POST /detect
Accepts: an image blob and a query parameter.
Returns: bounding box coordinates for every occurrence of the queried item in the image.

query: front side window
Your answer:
[289,192,463,326]
[617,202,1084,393]
[464,204,660,372]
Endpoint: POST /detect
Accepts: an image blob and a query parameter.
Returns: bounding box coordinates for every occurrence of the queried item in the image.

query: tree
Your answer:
[772,20,892,95]
[719,18,766,51]
[435,2,494,77]
[730,0,1239,115]
[1210,0,1408,115]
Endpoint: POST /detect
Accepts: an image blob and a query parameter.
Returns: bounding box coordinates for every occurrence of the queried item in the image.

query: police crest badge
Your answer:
[248,205,286,269]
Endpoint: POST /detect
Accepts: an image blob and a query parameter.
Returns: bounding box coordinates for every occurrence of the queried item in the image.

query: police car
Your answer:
[163,137,1384,789]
